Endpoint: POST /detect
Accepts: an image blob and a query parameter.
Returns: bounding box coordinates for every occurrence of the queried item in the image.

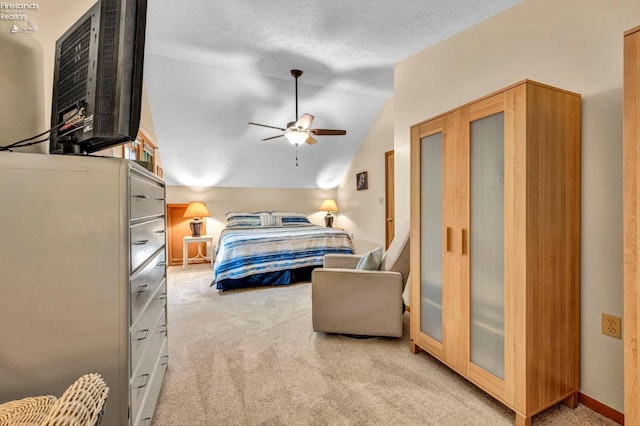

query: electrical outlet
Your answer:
[602,313,622,339]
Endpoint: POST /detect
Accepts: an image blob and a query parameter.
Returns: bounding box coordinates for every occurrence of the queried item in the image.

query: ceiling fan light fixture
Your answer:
[285,129,309,146]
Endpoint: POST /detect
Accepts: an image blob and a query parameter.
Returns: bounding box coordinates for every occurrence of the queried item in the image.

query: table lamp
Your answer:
[319,199,338,228]
[183,201,211,237]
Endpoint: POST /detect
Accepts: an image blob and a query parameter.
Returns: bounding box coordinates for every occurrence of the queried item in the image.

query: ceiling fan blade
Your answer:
[309,129,347,136]
[262,134,285,141]
[295,113,314,130]
[305,136,318,145]
[249,122,287,131]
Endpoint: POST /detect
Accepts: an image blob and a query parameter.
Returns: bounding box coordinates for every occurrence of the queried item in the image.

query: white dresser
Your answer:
[0,152,168,426]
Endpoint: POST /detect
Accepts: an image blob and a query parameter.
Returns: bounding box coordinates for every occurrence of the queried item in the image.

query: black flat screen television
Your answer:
[49,0,147,154]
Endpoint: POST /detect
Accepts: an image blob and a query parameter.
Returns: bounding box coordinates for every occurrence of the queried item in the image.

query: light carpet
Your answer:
[151,264,617,426]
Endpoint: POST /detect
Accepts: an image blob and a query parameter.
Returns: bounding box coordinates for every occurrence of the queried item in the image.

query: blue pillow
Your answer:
[356,247,383,270]
[272,211,311,226]
[226,212,262,228]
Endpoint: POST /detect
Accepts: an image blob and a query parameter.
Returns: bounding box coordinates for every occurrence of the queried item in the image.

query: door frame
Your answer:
[385,150,395,248]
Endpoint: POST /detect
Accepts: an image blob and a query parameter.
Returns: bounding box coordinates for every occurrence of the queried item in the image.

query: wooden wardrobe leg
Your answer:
[515,412,531,426]
[563,392,578,409]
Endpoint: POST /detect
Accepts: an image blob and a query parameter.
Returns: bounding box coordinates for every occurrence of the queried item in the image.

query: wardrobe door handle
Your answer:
[445,227,452,252]
[136,284,149,293]
[133,240,149,246]
[133,194,148,199]
[461,228,466,255]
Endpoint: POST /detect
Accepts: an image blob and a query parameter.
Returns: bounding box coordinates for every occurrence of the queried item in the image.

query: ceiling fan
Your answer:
[248,69,347,147]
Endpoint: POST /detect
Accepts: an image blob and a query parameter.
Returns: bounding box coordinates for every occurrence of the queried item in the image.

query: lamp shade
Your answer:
[319,199,338,212]
[183,201,211,219]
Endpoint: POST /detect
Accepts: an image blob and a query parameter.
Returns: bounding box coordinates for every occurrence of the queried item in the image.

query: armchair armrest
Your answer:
[323,254,363,269]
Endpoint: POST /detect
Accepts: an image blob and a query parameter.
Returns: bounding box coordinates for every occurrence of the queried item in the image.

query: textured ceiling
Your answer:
[143,0,522,188]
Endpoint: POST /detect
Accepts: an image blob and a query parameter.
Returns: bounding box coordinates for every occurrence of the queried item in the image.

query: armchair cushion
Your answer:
[355,246,383,270]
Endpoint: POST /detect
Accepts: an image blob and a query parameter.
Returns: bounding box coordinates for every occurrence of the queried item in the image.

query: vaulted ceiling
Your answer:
[143,0,522,188]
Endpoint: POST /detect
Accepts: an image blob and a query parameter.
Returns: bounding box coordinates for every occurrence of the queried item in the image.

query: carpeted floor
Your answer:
[151,264,617,426]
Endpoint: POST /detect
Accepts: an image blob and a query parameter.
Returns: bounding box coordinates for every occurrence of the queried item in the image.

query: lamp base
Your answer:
[324,213,334,228]
[190,218,203,237]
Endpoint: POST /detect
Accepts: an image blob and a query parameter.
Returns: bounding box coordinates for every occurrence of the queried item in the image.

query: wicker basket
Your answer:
[0,396,57,425]
[0,374,109,426]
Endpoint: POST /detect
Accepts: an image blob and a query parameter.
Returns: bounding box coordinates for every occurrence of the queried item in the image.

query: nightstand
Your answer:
[183,235,215,269]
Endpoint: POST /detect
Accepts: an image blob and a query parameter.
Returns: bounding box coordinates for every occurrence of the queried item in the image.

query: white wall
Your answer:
[166,185,337,243]
[394,0,640,413]
[336,98,394,253]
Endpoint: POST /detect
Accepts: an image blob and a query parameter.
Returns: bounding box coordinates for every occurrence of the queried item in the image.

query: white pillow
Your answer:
[260,213,282,227]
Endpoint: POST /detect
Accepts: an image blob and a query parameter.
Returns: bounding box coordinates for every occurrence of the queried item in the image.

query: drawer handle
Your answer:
[154,230,166,234]
[137,373,150,389]
[136,329,150,341]
[157,293,167,300]
[157,261,167,267]
[133,195,149,199]
[140,418,152,426]
[136,284,149,293]
[155,197,166,201]
[133,240,149,246]
[156,324,167,334]
[160,355,169,366]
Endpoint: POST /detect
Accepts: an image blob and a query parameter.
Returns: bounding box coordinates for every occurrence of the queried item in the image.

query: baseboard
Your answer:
[578,392,624,425]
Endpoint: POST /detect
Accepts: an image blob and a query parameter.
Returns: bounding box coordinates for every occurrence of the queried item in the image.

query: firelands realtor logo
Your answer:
[1,2,39,21]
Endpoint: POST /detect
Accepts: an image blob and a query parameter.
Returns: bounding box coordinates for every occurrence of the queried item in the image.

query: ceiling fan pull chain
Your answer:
[295,146,299,167]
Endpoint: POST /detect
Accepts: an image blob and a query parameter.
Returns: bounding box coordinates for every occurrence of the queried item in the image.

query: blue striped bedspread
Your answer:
[213,225,354,284]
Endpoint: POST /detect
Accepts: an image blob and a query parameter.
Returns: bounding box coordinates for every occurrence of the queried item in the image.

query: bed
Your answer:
[212,211,354,291]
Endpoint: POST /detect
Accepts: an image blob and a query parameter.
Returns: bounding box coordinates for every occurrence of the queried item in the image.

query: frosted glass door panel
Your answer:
[420,133,443,343]
[470,112,505,379]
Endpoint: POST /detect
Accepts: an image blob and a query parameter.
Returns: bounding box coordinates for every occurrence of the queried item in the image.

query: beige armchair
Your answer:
[311,225,410,338]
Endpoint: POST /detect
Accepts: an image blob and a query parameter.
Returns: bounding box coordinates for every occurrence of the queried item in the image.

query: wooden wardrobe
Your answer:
[624,24,640,426]
[410,80,581,426]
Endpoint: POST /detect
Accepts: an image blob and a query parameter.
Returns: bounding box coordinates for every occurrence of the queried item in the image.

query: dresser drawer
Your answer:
[130,174,165,221]
[131,331,168,425]
[130,281,166,372]
[130,218,165,273]
[130,250,166,326]
[133,337,168,426]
